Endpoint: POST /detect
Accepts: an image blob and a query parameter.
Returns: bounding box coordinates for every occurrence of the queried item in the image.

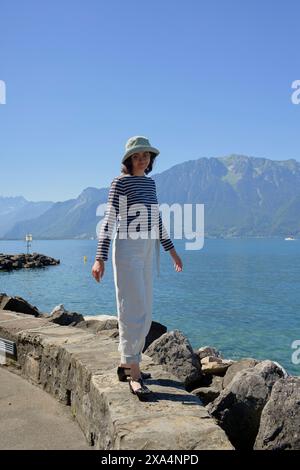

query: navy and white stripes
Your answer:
[95,174,174,261]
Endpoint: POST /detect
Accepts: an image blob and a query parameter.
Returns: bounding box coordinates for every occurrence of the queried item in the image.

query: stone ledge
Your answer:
[0,309,233,450]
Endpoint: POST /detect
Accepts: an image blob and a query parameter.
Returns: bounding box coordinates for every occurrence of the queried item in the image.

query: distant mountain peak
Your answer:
[2,154,300,239]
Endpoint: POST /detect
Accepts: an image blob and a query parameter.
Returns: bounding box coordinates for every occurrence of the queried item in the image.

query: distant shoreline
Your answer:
[0,236,298,242]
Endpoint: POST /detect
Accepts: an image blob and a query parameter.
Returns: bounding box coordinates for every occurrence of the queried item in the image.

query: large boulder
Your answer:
[0,293,41,317]
[222,358,260,388]
[207,360,288,450]
[144,329,202,390]
[143,321,167,352]
[254,376,300,450]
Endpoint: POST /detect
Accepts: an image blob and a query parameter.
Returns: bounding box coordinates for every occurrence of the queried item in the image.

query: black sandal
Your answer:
[129,377,153,401]
[117,366,151,382]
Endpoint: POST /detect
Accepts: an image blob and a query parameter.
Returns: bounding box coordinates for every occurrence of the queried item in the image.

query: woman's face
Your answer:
[131,151,151,172]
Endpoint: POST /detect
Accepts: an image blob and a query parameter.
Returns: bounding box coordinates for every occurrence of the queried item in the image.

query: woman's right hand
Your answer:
[92,259,105,282]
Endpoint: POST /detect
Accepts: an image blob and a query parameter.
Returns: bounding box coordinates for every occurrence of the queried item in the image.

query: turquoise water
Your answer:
[1,238,299,376]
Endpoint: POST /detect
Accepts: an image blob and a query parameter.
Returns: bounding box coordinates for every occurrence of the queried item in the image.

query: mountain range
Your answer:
[1,154,300,240]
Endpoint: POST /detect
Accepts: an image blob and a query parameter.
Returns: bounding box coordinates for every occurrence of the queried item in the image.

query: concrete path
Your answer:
[0,366,91,450]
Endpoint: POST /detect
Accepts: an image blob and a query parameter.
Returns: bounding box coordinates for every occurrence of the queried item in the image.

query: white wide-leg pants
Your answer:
[112,230,156,364]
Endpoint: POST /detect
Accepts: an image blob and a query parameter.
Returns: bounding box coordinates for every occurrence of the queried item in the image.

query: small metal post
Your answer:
[25,233,33,254]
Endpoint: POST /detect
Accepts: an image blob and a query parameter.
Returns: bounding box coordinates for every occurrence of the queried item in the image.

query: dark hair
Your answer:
[121,152,157,175]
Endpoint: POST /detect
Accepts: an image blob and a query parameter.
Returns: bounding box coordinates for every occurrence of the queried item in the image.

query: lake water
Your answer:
[1,238,299,376]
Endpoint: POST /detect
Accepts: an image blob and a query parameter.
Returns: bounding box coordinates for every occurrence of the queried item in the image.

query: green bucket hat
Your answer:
[122,136,160,164]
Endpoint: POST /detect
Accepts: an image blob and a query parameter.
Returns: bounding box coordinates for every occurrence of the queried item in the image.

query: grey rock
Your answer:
[192,386,220,405]
[48,304,84,326]
[143,321,167,352]
[210,375,224,392]
[201,360,233,376]
[222,358,260,388]
[207,360,287,450]
[197,346,222,360]
[0,253,60,271]
[254,376,300,450]
[201,356,223,364]
[0,294,41,317]
[190,372,224,391]
[144,329,202,390]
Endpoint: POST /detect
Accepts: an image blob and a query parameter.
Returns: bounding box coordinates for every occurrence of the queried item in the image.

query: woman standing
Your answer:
[92,136,183,400]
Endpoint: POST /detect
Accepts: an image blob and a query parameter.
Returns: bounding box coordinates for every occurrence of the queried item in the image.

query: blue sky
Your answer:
[0,0,300,202]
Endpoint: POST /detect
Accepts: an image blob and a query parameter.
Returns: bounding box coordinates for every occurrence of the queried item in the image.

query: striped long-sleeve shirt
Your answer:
[95,174,174,262]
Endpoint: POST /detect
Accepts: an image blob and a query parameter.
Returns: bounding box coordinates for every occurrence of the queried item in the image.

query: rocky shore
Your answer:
[0,292,299,450]
[0,253,60,271]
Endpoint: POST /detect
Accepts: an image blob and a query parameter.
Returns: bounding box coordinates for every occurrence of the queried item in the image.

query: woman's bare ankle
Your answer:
[130,363,141,381]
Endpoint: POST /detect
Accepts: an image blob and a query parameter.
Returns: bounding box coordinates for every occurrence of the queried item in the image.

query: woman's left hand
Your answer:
[169,248,183,272]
